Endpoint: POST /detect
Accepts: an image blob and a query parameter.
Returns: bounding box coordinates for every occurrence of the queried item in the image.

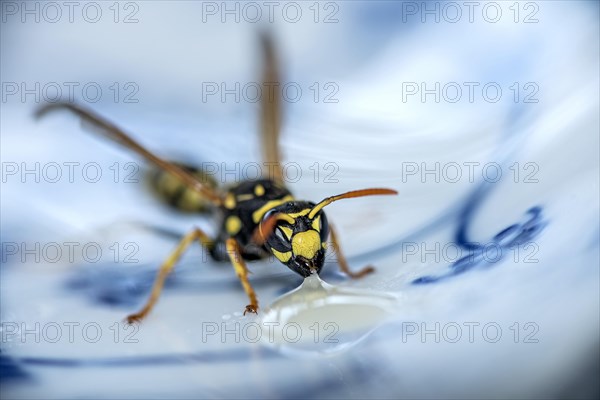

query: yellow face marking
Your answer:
[236,194,254,202]
[224,193,236,209]
[291,230,321,259]
[225,215,242,235]
[252,195,294,223]
[272,248,292,263]
[254,184,265,196]
[322,242,328,249]
[311,216,321,231]
[279,226,293,239]
[287,209,310,218]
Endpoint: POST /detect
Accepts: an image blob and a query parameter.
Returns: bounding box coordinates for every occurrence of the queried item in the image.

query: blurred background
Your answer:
[1,1,599,398]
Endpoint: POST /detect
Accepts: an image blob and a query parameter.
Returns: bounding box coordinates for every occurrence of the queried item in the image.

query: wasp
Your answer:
[35,34,397,323]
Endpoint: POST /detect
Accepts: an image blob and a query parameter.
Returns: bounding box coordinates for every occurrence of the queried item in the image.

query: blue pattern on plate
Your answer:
[0,353,30,383]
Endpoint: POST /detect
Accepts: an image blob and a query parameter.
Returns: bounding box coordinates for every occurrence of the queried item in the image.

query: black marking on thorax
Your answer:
[213,179,293,260]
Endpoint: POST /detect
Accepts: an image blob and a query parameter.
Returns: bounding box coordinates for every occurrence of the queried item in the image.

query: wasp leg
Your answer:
[225,238,259,315]
[259,33,284,185]
[125,228,214,324]
[329,224,375,279]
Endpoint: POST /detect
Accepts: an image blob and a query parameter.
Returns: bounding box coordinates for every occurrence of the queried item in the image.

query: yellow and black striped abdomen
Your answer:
[147,162,218,213]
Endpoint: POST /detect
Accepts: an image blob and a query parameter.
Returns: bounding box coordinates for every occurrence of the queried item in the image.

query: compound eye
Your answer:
[266,223,292,252]
[262,209,276,221]
[318,212,330,242]
[275,226,288,243]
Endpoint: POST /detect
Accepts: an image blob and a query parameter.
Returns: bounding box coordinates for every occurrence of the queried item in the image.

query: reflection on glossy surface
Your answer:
[260,273,398,354]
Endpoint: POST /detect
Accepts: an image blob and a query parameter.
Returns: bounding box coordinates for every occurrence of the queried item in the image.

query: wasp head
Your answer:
[256,188,397,277]
[261,201,329,277]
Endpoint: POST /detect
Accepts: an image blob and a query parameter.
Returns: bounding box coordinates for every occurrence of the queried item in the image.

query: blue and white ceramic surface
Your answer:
[1,1,598,398]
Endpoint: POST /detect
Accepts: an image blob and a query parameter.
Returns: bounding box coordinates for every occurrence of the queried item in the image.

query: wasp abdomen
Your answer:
[147,162,218,213]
